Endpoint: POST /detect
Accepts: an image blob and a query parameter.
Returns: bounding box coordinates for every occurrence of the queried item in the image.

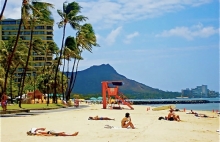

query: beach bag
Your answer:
[158,116,165,120]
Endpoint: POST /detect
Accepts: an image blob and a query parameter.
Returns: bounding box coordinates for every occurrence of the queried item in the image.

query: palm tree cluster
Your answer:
[0,0,99,107]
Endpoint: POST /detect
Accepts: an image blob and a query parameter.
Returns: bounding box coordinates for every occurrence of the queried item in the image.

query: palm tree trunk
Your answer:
[62,52,66,100]
[0,0,8,20]
[18,25,34,108]
[54,23,66,102]
[67,58,76,100]
[42,49,48,73]
[10,73,13,104]
[65,56,70,99]
[3,18,23,94]
[70,58,80,93]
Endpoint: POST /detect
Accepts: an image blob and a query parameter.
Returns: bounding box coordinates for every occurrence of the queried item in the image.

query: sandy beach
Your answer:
[1,104,219,142]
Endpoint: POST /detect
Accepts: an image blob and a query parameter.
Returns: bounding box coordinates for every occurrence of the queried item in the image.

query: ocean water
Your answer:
[132,98,220,111]
[149,103,220,111]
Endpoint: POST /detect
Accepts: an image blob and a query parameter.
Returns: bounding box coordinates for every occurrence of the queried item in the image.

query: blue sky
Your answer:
[2,0,219,92]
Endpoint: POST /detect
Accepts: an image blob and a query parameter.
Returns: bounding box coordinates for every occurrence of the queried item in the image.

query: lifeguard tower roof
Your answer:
[101,81,123,86]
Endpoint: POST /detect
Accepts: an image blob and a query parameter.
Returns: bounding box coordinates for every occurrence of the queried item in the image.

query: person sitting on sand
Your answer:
[121,113,135,129]
[165,110,181,122]
[88,116,115,120]
[27,128,79,136]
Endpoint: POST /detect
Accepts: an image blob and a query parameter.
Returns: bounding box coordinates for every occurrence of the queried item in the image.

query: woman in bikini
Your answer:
[121,113,135,129]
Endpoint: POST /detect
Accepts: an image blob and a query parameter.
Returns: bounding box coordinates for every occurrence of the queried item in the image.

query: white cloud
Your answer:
[105,26,122,45]
[126,32,139,39]
[124,32,139,44]
[2,0,213,28]
[156,24,218,40]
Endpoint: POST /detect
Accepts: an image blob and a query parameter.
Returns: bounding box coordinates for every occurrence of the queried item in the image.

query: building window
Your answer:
[47,36,53,40]
[35,26,44,29]
[47,31,53,35]
[1,21,16,25]
[2,36,9,40]
[46,26,53,29]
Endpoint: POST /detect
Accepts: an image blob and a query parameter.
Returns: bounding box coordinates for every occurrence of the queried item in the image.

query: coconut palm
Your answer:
[0,66,5,94]
[3,0,32,94]
[64,36,82,100]
[0,37,27,100]
[3,0,48,95]
[18,1,54,107]
[67,24,99,99]
[62,46,77,100]
[42,41,59,73]
[55,1,87,102]
[0,0,8,20]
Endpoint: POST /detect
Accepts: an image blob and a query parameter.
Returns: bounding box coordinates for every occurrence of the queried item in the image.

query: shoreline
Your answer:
[1,104,219,142]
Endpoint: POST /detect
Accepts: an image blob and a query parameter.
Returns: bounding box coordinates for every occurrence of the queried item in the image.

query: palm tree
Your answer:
[3,0,30,94]
[42,41,59,73]
[0,66,5,94]
[62,46,77,100]
[0,0,8,20]
[0,37,27,100]
[55,1,87,102]
[67,24,99,99]
[18,1,54,107]
[3,0,43,95]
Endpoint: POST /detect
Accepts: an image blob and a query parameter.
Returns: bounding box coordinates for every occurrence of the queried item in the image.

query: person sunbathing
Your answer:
[121,113,135,129]
[27,128,79,136]
[194,113,216,118]
[88,116,115,120]
[165,110,181,122]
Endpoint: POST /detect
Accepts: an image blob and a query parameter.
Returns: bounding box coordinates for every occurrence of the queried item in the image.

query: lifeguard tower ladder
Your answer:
[102,81,134,110]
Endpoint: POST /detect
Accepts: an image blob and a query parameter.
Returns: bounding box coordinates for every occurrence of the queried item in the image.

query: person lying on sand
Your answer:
[26,128,79,136]
[88,116,115,120]
[169,107,183,112]
[121,113,135,129]
[165,109,181,122]
[194,113,216,118]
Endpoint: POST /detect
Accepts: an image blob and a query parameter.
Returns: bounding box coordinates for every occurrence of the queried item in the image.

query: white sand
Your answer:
[1,104,219,142]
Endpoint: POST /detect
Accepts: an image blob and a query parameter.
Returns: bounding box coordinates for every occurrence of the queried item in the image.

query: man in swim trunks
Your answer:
[88,116,115,120]
[27,128,79,136]
[1,93,8,111]
[121,113,135,129]
[166,110,181,121]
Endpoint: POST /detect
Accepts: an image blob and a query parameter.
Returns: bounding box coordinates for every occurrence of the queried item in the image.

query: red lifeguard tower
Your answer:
[102,81,134,110]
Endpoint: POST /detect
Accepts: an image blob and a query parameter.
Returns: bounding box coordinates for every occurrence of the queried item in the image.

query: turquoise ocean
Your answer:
[131,98,220,111]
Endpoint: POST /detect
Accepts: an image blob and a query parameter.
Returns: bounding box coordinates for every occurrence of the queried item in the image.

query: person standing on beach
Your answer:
[1,93,8,111]
[121,113,135,129]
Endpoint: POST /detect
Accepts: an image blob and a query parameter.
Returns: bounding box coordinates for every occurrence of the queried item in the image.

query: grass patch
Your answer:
[0,103,65,110]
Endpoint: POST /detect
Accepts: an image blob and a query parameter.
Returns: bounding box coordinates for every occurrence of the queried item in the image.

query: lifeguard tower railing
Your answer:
[101,81,134,110]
